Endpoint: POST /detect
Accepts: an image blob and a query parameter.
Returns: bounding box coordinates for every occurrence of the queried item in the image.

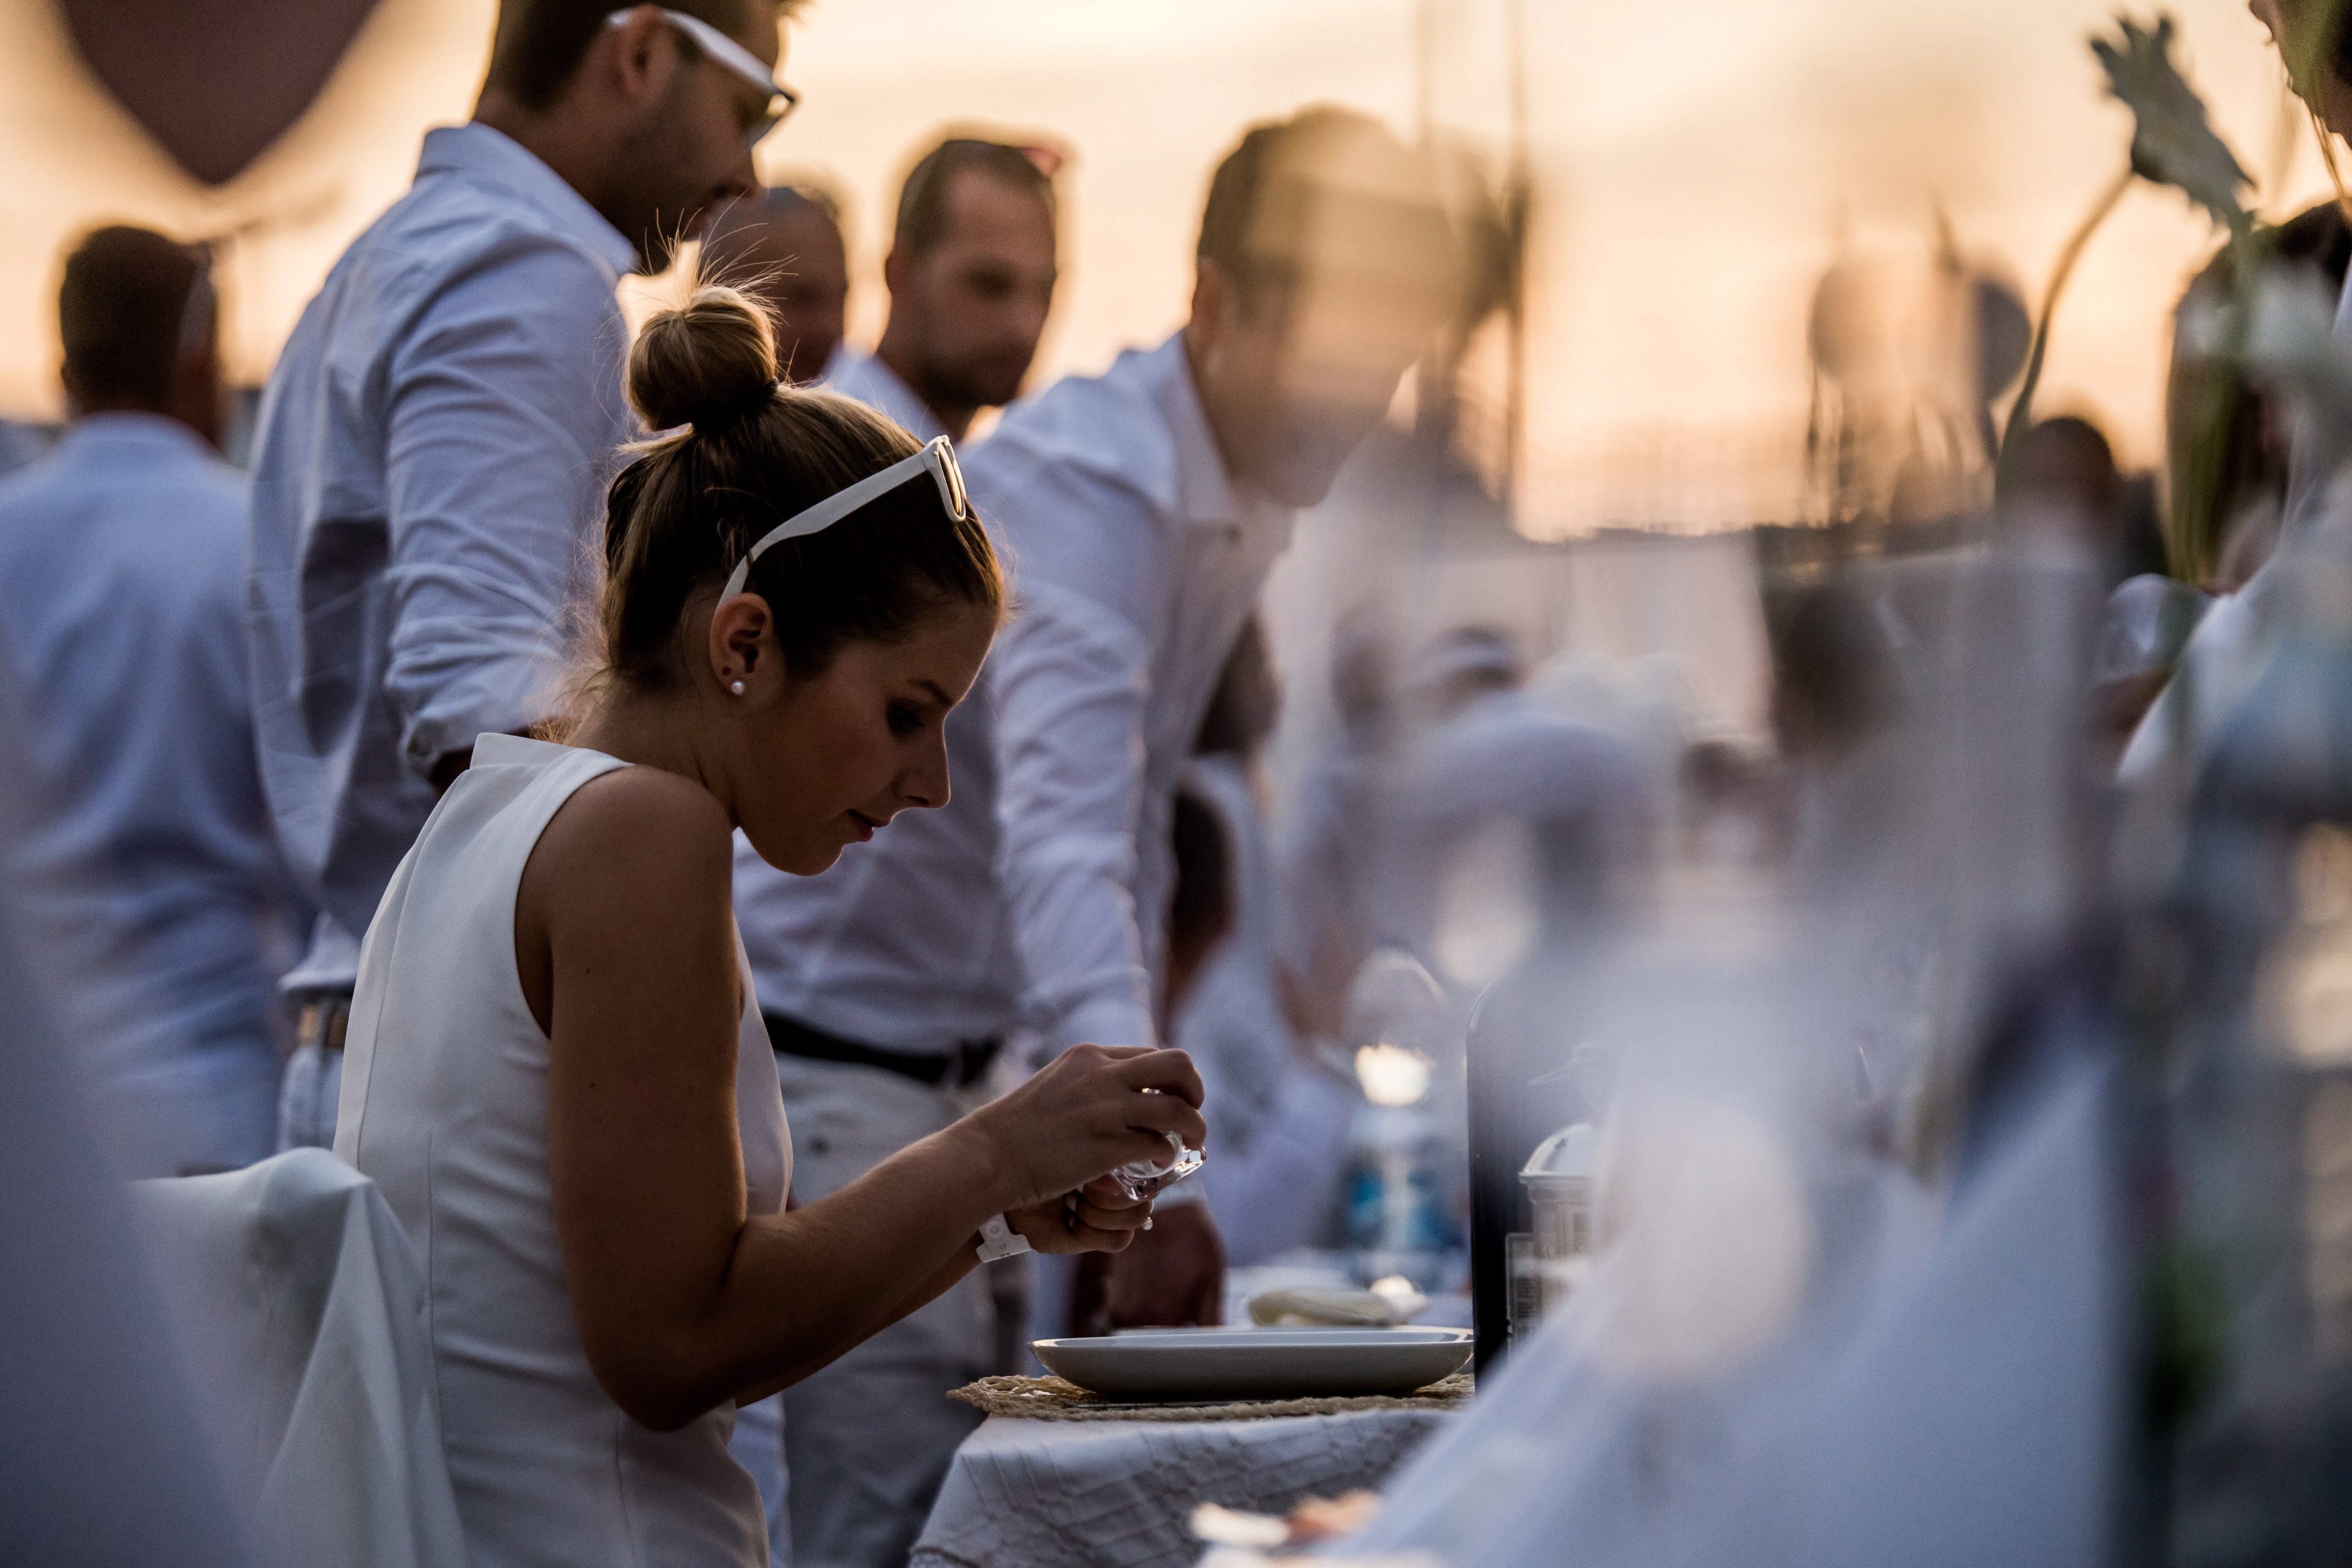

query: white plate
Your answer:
[1033,1327,1472,1400]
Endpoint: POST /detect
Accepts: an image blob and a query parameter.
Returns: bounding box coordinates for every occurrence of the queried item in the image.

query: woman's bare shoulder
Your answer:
[525,763,736,922]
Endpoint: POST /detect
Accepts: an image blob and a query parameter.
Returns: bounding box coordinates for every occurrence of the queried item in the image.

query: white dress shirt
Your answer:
[734,332,1291,1055]
[247,123,639,989]
[821,344,947,443]
[0,414,290,1172]
[1372,689,1654,961]
[731,341,1003,1053]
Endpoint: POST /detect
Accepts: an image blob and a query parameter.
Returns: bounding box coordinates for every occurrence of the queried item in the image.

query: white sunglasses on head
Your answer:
[720,436,974,601]
[605,7,800,150]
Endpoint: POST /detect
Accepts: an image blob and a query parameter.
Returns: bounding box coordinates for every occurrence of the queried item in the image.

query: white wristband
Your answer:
[976,1214,1032,1263]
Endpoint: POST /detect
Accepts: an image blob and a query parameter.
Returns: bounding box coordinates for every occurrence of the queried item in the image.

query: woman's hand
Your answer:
[964,1043,1208,1213]
[1005,1174,1156,1256]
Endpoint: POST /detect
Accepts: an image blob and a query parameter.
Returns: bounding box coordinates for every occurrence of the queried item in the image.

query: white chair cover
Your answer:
[132,1148,471,1568]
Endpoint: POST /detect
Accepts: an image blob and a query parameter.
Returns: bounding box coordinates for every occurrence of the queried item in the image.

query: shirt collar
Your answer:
[1144,331,1251,531]
[827,346,946,443]
[58,411,212,463]
[416,123,640,278]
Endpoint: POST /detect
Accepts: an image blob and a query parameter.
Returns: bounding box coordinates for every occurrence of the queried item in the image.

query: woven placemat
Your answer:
[947,1373,1472,1423]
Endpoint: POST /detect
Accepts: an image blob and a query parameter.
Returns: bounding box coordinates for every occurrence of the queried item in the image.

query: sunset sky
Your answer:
[0,0,2330,534]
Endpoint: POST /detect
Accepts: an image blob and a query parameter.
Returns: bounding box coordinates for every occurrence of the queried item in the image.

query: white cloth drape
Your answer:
[133,1148,470,1568]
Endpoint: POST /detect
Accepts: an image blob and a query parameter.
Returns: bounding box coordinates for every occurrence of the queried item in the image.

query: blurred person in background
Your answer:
[1177,622,1290,1185]
[1373,627,1653,974]
[2100,199,2351,762]
[1069,785,1234,1335]
[1183,621,1361,1266]
[1383,627,1652,1364]
[2008,415,2124,570]
[2123,0,2352,784]
[725,128,1061,1568]
[247,0,790,1154]
[821,134,1061,442]
[0,816,253,1565]
[728,104,1456,1567]
[1767,580,1910,893]
[702,179,850,383]
[0,226,293,1179]
[1274,613,1395,1040]
[972,99,1457,1332]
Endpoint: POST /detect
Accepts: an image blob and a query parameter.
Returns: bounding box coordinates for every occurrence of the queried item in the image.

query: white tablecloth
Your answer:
[910,1407,1452,1568]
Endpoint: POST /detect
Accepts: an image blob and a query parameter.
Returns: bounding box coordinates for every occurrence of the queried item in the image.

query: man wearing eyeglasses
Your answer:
[249,0,796,1152]
[244,0,802,1548]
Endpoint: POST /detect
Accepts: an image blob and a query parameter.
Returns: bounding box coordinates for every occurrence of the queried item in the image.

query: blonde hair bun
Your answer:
[626,284,779,432]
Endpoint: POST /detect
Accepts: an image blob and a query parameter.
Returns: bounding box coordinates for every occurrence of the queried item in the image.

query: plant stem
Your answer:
[1997,164,2137,499]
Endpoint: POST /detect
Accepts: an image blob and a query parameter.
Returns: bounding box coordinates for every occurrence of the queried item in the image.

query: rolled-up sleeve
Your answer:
[380,242,625,772]
[984,463,1175,1054]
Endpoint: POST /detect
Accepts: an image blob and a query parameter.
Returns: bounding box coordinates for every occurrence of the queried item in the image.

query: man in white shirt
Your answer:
[734,105,1454,1568]
[702,179,850,383]
[728,130,1060,1568]
[248,9,802,1552]
[0,227,292,1180]
[247,0,794,1152]
[822,134,1061,443]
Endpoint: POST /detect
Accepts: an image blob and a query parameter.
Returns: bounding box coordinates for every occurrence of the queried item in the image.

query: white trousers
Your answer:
[772,1054,1005,1568]
[276,1039,343,1153]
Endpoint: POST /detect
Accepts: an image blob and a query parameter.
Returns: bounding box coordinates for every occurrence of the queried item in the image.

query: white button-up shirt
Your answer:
[1372,689,1654,960]
[734,332,1291,1054]
[0,415,288,1089]
[821,345,946,443]
[247,123,639,988]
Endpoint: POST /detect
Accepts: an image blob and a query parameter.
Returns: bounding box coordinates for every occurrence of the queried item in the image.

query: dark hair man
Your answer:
[701,179,850,382]
[244,7,800,1548]
[248,0,794,1151]
[0,226,292,1179]
[827,133,1061,442]
[732,104,1459,1568]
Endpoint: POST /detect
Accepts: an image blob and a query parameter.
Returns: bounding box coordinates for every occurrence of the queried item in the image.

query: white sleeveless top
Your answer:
[335,734,792,1567]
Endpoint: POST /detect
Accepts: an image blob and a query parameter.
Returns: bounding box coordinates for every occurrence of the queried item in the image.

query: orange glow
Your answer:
[0,0,2331,532]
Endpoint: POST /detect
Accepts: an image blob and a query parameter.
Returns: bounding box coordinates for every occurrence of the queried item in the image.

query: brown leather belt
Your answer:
[295,994,353,1054]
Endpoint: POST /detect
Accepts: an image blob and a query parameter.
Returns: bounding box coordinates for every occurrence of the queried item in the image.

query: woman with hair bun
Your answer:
[332,284,1204,1567]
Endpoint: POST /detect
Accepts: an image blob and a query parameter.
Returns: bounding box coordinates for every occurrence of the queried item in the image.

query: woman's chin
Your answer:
[751,837,841,878]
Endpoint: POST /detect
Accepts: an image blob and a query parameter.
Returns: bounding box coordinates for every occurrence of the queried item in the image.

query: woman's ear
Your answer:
[707,591,779,694]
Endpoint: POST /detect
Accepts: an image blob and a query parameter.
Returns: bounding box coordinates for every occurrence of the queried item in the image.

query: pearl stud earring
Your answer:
[729,680,746,695]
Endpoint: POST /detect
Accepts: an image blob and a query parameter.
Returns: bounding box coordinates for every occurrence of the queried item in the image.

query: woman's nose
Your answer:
[901,737,952,811]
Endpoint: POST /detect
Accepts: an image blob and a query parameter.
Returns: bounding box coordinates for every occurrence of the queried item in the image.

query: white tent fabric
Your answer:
[132,1148,470,1568]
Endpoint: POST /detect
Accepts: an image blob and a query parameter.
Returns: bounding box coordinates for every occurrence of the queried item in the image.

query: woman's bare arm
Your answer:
[521,767,1204,1432]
